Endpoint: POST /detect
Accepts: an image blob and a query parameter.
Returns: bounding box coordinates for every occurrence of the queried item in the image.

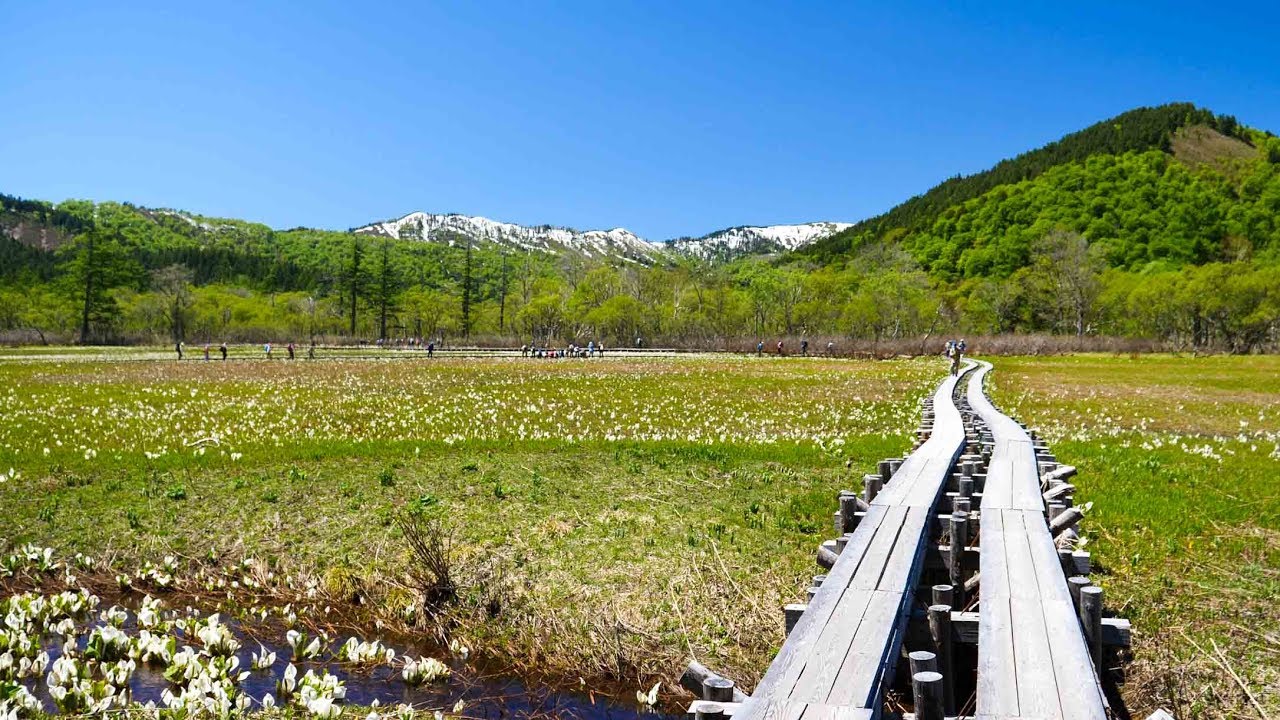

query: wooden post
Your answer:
[812,574,826,587]
[958,476,974,499]
[817,544,838,570]
[695,703,725,720]
[864,475,882,503]
[839,494,861,533]
[702,676,735,702]
[1067,575,1089,608]
[806,586,818,602]
[912,671,945,720]
[908,650,938,677]
[1057,547,1074,576]
[784,603,806,636]
[1048,501,1066,523]
[1050,507,1085,537]
[927,604,955,713]
[1080,585,1104,670]
[878,460,893,483]
[931,584,953,608]
[953,496,970,515]
[949,511,968,608]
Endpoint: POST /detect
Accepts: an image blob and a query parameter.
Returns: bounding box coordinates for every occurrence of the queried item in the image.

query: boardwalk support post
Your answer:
[948,511,968,608]
[783,603,806,636]
[927,604,955,713]
[1080,585,1105,670]
[680,662,749,703]
[912,671,945,720]
[703,676,735,702]
[909,649,938,677]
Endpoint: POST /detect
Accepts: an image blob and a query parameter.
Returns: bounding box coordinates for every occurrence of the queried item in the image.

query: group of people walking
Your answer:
[522,340,604,359]
[754,339,836,357]
[175,341,317,361]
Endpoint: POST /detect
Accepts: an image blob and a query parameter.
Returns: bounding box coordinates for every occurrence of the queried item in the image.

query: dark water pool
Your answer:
[22,601,676,720]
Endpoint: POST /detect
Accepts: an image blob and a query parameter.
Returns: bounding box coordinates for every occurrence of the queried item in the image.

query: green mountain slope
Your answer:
[803,103,1279,274]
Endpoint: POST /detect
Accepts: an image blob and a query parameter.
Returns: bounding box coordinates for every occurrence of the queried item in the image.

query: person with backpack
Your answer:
[175,342,184,360]
[219,342,228,361]
[801,339,809,356]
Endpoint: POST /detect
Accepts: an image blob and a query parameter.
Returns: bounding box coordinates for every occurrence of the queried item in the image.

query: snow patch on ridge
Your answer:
[355,212,852,263]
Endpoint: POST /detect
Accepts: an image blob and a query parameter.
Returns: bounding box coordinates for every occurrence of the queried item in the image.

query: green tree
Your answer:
[58,228,138,344]
[151,264,194,342]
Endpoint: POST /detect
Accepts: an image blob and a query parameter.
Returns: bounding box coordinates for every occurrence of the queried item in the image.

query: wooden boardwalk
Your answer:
[732,364,975,720]
[689,359,1121,720]
[965,360,1108,720]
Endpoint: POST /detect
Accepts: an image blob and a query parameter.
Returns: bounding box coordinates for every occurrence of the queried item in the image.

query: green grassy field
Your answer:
[992,354,1280,718]
[1,352,1276,718]
[0,354,938,693]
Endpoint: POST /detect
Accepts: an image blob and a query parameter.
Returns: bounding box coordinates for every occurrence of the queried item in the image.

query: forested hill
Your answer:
[802,103,1278,273]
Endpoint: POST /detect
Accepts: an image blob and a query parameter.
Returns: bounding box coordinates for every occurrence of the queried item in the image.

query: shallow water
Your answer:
[21,601,675,719]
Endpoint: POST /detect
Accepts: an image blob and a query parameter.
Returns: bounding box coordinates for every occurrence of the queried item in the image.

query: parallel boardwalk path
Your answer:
[689,359,1123,720]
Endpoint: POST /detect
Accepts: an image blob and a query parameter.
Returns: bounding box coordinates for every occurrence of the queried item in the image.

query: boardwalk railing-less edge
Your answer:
[684,360,1134,720]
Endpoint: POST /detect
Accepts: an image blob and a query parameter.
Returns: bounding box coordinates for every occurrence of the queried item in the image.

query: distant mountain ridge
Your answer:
[353,211,660,263]
[667,222,853,261]
[354,211,852,263]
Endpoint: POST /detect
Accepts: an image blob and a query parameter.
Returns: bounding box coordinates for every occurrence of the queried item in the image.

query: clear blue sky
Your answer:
[2,2,1277,240]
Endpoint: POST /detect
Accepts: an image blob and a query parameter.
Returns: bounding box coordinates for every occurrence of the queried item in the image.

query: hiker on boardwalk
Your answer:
[777,340,784,356]
[175,342,184,360]
[220,342,228,361]
[756,341,764,356]
[308,340,316,359]
[203,344,210,361]
[826,341,834,356]
[427,341,435,358]
[801,339,809,356]
[264,342,272,360]
[946,340,960,376]
[287,342,295,360]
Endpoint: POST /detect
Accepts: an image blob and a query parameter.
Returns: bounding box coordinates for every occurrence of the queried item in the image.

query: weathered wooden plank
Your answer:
[976,509,1019,716]
[849,506,908,590]
[1040,598,1108,720]
[1006,513,1065,719]
[877,507,930,592]
[825,590,904,707]
[788,589,874,702]
[749,507,888,702]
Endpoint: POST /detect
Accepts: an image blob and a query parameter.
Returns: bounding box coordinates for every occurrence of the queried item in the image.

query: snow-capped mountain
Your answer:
[355,212,662,263]
[667,222,853,261]
[355,211,852,264]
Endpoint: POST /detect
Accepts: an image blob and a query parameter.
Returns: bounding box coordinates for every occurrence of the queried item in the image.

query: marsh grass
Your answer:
[0,355,934,695]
